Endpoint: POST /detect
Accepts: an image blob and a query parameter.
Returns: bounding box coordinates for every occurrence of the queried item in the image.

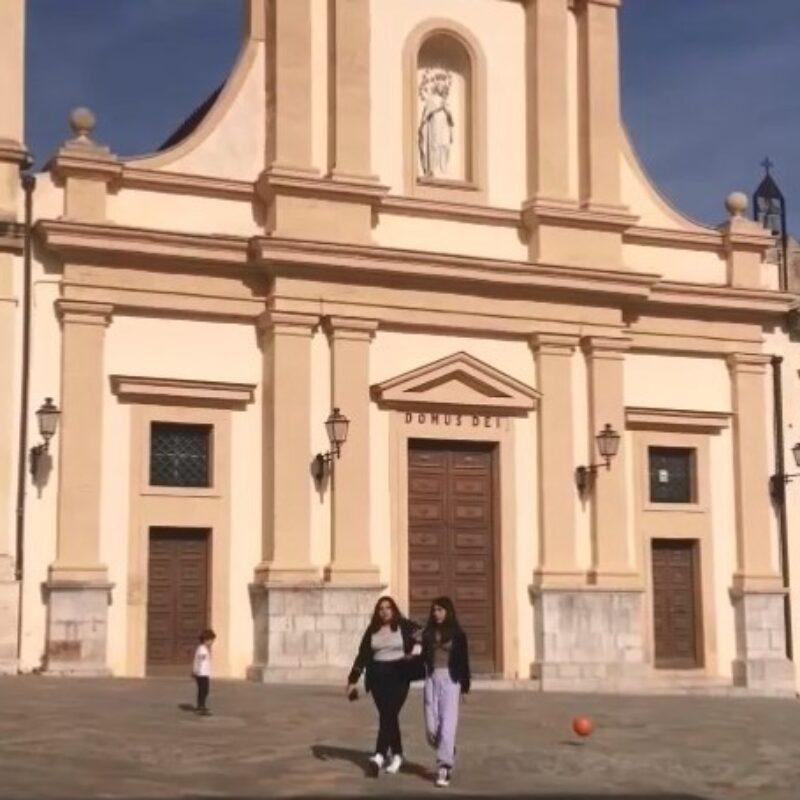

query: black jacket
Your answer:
[347,617,420,693]
[421,627,471,694]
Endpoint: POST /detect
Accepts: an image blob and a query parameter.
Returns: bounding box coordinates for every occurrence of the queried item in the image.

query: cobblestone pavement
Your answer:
[1,676,799,799]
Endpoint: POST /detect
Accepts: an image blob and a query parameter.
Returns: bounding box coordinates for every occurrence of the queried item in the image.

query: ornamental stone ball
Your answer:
[69,107,96,140]
[725,191,748,218]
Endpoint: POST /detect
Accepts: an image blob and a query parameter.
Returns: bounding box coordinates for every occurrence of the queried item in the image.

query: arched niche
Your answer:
[403,19,487,204]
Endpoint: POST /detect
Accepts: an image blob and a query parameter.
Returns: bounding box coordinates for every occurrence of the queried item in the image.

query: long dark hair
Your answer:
[368,595,402,633]
[424,596,461,644]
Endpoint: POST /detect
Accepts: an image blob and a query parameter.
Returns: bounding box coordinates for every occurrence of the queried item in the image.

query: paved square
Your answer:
[1,677,799,799]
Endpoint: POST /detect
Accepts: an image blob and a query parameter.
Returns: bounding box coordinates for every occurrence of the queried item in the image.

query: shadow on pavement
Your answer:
[311,743,431,781]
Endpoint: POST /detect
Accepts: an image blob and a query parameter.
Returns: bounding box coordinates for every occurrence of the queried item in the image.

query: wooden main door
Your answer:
[652,539,702,669]
[408,440,498,674]
[147,527,211,675]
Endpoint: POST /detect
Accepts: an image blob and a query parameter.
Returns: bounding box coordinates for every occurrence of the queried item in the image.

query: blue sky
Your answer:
[24,0,800,232]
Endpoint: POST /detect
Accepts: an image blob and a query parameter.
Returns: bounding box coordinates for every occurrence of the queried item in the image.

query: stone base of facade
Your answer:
[531,586,646,691]
[731,590,795,695]
[0,556,19,674]
[248,583,382,682]
[44,581,113,676]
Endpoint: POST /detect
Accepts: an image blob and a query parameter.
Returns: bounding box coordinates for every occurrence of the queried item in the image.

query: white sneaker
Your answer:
[385,754,403,774]
[368,753,384,777]
[435,766,451,788]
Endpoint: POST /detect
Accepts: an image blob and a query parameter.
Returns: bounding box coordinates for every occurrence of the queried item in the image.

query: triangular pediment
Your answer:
[371,352,539,415]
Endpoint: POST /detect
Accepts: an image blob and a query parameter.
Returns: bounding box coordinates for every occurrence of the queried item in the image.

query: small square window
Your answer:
[648,447,696,504]
[149,422,212,488]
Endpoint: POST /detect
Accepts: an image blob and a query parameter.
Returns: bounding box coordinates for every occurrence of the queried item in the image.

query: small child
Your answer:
[192,629,216,716]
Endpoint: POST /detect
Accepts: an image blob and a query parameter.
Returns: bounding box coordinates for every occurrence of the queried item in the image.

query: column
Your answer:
[324,317,380,585]
[45,300,113,675]
[531,334,581,584]
[727,353,793,692]
[255,311,320,584]
[524,0,571,204]
[330,0,373,180]
[576,0,623,211]
[265,0,314,173]
[583,336,635,585]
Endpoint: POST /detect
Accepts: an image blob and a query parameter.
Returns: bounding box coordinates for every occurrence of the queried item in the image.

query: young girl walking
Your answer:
[421,597,471,788]
[192,628,216,716]
[346,596,420,777]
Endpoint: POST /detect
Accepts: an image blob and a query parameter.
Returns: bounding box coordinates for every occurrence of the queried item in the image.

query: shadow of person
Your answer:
[311,744,431,781]
[177,703,197,713]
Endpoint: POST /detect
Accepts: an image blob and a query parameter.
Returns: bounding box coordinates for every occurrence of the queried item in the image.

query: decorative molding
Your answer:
[55,299,113,326]
[253,236,658,302]
[121,167,253,201]
[523,199,639,234]
[625,407,731,432]
[36,220,249,268]
[371,350,540,415]
[49,152,122,185]
[256,167,389,206]
[625,225,724,253]
[651,282,793,316]
[380,194,519,226]
[110,375,256,406]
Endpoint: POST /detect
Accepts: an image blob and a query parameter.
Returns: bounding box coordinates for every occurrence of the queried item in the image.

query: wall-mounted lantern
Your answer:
[769,442,800,500]
[575,423,621,495]
[30,397,60,478]
[312,407,349,481]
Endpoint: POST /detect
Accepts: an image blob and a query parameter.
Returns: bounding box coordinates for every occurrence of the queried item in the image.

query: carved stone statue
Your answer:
[417,69,455,179]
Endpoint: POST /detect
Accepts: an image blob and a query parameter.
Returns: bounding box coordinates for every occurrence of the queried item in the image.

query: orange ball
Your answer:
[572,716,593,737]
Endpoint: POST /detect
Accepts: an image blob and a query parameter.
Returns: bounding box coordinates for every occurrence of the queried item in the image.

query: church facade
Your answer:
[1,0,799,694]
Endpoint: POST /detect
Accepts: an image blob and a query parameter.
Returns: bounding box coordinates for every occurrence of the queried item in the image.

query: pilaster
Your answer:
[255,310,321,585]
[575,0,624,212]
[524,0,571,206]
[582,336,637,587]
[531,333,582,586]
[45,300,113,675]
[323,317,380,586]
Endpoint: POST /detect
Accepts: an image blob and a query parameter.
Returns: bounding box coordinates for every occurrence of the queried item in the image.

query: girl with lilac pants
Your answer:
[420,597,471,788]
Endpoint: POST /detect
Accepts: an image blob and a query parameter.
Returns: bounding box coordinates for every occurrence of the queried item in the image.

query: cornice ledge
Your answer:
[110,374,256,406]
[522,199,638,233]
[625,407,731,431]
[251,237,658,301]
[651,281,794,315]
[55,298,113,326]
[50,151,123,185]
[0,138,30,166]
[625,225,724,252]
[257,167,389,206]
[36,220,249,266]
[380,194,520,227]
[121,166,254,201]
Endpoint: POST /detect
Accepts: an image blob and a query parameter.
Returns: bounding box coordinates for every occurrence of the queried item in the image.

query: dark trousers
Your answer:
[194,676,210,710]
[370,662,410,758]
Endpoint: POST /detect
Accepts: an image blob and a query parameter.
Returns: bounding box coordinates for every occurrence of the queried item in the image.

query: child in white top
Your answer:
[192,629,216,716]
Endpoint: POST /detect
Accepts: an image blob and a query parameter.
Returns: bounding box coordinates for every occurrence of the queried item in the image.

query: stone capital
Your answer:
[323,316,378,342]
[726,352,771,376]
[55,299,113,327]
[530,332,580,356]
[581,335,632,359]
[257,310,319,338]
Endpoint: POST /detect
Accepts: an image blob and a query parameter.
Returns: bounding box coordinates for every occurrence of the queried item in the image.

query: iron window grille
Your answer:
[149,422,212,488]
[648,446,696,504]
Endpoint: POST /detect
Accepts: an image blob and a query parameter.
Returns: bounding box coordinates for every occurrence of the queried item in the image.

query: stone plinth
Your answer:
[247,584,382,683]
[731,590,795,695]
[531,587,646,691]
[0,555,19,674]
[44,581,113,675]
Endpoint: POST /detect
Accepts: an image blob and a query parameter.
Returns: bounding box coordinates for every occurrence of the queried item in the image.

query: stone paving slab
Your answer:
[0,676,799,799]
